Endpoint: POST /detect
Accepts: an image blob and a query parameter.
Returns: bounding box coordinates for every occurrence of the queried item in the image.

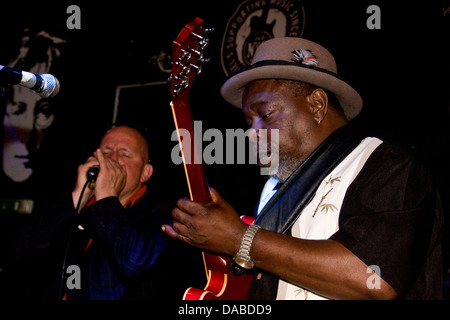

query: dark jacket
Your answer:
[5,190,175,300]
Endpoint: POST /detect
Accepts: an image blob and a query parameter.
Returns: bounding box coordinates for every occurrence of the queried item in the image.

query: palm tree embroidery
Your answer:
[294,288,309,299]
[312,175,341,218]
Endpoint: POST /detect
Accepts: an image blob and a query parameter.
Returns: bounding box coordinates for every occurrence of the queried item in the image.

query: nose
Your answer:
[247,128,258,143]
[248,129,268,144]
[108,152,125,167]
[5,105,35,144]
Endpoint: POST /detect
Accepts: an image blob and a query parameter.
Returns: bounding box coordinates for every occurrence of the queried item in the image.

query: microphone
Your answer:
[87,165,100,182]
[0,65,60,98]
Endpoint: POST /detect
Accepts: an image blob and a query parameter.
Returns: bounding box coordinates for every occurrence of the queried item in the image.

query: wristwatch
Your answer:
[232,224,261,275]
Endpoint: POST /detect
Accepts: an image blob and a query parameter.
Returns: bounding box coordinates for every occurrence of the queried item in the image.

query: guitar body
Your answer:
[183,216,255,300]
[170,18,254,300]
[184,253,254,300]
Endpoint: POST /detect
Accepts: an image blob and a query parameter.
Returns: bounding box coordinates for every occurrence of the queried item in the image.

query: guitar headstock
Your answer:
[170,17,212,100]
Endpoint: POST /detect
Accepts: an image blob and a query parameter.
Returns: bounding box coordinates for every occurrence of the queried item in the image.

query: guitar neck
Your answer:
[170,17,211,203]
[170,100,210,203]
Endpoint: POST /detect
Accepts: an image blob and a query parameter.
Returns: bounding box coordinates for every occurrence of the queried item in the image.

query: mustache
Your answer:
[247,128,280,176]
[252,140,279,165]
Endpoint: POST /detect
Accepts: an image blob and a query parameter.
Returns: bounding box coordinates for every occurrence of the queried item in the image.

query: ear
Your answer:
[307,88,328,124]
[140,163,153,183]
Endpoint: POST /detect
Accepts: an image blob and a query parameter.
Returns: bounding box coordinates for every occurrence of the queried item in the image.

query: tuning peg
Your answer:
[191,32,204,41]
[173,65,191,81]
[201,27,214,50]
[173,84,181,96]
[200,38,210,51]
[190,58,211,75]
[190,63,201,74]
[173,75,190,96]
[191,33,209,49]
[175,49,192,67]
[199,57,211,64]
[181,77,189,89]
[182,65,191,75]
[190,48,203,59]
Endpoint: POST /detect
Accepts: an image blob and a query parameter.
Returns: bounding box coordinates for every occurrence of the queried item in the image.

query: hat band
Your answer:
[227,59,351,85]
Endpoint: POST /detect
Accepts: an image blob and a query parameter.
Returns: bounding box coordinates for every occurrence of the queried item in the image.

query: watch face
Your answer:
[234,256,254,270]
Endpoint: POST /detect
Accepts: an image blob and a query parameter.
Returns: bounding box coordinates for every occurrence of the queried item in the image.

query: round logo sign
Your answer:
[221,0,306,76]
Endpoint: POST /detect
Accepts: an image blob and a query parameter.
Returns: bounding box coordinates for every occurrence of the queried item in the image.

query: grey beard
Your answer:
[271,153,301,182]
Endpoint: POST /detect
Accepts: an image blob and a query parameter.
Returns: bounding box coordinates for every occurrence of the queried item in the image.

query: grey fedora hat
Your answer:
[220,37,362,120]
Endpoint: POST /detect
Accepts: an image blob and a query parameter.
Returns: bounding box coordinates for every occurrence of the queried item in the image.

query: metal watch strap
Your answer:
[232,224,261,275]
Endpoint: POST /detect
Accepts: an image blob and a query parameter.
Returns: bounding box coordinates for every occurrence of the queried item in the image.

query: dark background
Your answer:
[0,0,449,298]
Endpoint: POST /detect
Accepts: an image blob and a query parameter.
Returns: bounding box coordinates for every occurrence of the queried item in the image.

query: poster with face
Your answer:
[1,30,65,200]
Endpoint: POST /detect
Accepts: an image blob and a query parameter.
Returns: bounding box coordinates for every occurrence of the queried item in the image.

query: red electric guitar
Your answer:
[170,18,254,300]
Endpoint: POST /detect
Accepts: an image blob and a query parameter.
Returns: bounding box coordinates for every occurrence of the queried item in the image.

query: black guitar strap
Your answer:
[248,124,366,299]
[254,124,365,233]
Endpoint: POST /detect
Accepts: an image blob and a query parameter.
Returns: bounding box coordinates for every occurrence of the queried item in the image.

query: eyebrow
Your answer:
[243,100,268,116]
[101,146,132,153]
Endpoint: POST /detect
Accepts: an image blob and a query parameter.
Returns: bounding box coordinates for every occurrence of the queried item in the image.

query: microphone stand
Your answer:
[0,85,7,120]
[0,84,6,116]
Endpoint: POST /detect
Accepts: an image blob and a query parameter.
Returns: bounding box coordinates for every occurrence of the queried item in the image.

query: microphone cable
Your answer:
[58,179,90,300]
